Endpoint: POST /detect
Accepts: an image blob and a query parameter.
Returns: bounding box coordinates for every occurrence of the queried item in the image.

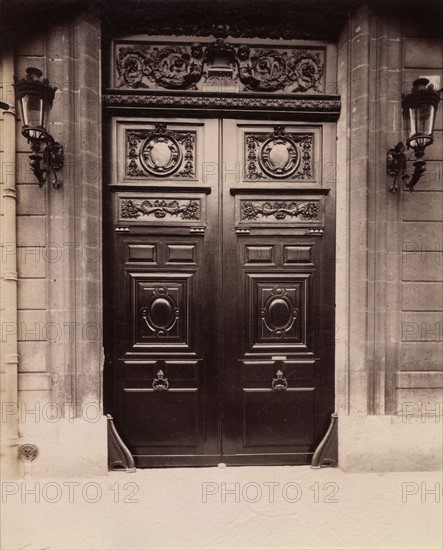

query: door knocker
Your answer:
[152,370,169,391]
[271,370,288,391]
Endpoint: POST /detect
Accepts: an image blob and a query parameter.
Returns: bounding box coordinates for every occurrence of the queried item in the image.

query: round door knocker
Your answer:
[152,370,169,391]
[271,370,288,391]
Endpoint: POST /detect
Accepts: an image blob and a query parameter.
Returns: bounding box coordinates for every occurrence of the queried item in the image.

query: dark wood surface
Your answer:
[104,117,335,467]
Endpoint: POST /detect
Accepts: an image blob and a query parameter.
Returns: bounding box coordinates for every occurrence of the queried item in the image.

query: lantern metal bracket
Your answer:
[386,142,426,194]
[28,135,64,189]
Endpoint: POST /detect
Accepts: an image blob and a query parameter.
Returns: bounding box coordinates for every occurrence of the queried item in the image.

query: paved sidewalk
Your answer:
[2,466,442,549]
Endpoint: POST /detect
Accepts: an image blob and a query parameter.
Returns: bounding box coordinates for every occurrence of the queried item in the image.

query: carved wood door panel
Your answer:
[220,120,336,465]
[104,117,336,467]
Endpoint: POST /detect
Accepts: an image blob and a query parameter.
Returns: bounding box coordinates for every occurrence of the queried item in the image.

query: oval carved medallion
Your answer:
[140,134,182,177]
[259,136,300,178]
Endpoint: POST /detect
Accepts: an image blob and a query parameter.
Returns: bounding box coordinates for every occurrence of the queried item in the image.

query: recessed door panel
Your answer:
[242,389,315,447]
[124,390,199,448]
[247,272,309,351]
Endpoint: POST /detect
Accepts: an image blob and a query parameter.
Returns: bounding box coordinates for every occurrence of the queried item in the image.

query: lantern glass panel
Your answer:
[19,92,49,140]
[405,102,436,150]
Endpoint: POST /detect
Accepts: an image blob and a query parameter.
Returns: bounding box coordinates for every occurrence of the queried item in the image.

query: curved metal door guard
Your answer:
[311,413,338,468]
[107,414,136,472]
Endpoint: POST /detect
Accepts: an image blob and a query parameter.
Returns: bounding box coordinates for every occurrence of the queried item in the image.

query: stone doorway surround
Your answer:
[1,3,441,478]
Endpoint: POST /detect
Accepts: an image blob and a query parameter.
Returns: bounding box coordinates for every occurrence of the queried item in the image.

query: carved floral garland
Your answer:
[121,199,200,220]
[241,200,319,221]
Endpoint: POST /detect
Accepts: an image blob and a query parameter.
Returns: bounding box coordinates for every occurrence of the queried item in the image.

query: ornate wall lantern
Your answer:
[387,78,441,193]
[14,67,64,188]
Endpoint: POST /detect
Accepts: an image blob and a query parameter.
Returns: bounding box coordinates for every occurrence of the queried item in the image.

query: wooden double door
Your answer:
[104,117,336,467]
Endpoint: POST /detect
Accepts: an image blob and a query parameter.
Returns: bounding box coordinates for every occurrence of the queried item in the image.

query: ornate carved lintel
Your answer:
[104,93,341,121]
[311,413,338,468]
[107,414,136,472]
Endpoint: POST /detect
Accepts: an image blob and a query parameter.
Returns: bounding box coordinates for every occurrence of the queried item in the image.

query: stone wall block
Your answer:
[17,310,48,341]
[402,252,443,281]
[18,373,52,394]
[17,216,46,246]
[349,157,369,190]
[401,282,443,311]
[46,26,65,60]
[402,192,443,221]
[403,20,443,38]
[18,342,48,373]
[387,67,402,101]
[396,388,443,416]
[404,37,443,68]
[350,95,370,128]
[80,120,99,154]
[16,184,46,215]
[384,101,402,136]
[16,35,45,57]
[18,279,47,310]
[15,152,40,182]
[400,342,443,370]
[402,222,443,249]
[74,21,100,63]
[17,247,47,278]
[387,38,402,70]
[350,64,370,101]
[47,279,66,311]
[350,34,369,70]
[400,311,443,342]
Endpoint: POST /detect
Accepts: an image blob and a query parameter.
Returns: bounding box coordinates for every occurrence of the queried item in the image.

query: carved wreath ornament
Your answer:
[116,46,203,90]
[115,40,324,93]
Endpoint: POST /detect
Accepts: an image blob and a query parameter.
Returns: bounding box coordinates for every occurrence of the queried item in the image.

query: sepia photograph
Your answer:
[1,0,442,548]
